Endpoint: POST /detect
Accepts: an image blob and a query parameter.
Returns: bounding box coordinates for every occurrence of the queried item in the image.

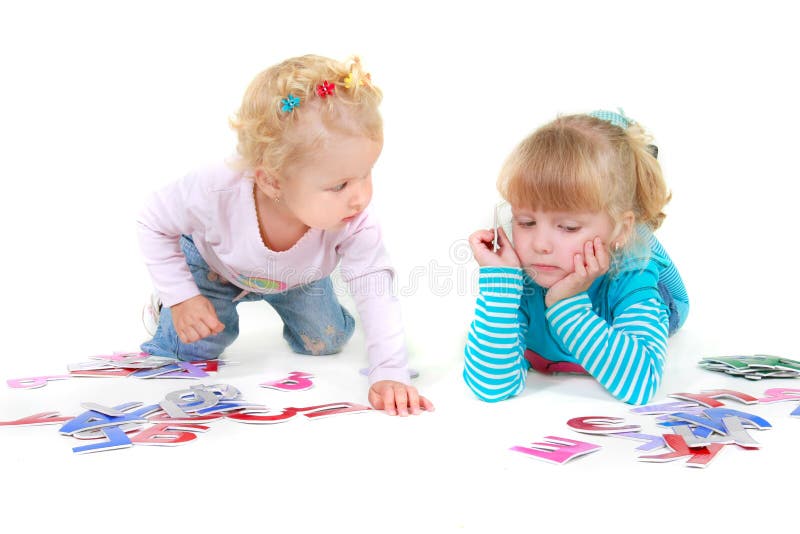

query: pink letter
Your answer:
[296,402,371,420]
[227,402,372,423]
[130,423,209,446]
[226,407,301,424]
[7,375,71,389]
[0,411,72,426]
[260,371,314,391]
[69,368,135,378]
[669,389,757,407]
[510,436,601,464]
[758,388,800,403]
[567,416,641,434]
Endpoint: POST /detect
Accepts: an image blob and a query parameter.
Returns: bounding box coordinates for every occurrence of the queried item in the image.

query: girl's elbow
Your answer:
[616,378,660,405]
[474,390,511,403]
[620,389,656,406]
[462,370,519,403]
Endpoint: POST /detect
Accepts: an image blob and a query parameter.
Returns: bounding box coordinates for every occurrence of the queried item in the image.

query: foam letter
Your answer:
[510,436,601,464]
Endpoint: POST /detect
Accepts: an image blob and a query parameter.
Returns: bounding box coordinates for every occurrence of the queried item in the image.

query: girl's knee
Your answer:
[288,322,354,356]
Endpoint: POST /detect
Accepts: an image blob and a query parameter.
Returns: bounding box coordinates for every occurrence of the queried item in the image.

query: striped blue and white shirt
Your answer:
[464,234,688,405]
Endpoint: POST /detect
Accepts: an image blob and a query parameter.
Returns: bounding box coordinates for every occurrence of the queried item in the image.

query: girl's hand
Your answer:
[545,237,610,307]
[368,380,435,416]
[468,227,521,268]
[170,295,225,343]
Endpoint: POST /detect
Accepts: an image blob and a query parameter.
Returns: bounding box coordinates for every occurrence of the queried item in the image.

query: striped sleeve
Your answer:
[545,293,669,405]
[651,236,690,322]
[463,267,528,402]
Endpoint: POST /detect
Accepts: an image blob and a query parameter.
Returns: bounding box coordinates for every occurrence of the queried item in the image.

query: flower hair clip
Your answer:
[280,94,300,113]
[344,72,371,89]
[316,80,335,98]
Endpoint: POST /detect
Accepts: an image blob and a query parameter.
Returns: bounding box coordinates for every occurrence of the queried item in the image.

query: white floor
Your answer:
[2,2,798,531]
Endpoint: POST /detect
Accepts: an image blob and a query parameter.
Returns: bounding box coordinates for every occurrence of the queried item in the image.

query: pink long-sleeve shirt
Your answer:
[137,161,410,385]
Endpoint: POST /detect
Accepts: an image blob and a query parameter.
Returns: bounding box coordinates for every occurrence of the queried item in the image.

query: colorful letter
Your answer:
[567,416,641,434]
[638,434,725,468]
[260,371,314,391]
[6,375,71,389]
[130,423,209,446]
[510,436,601,464]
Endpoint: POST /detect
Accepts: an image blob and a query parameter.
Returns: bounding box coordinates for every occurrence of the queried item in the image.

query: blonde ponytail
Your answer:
[625,123,671,229]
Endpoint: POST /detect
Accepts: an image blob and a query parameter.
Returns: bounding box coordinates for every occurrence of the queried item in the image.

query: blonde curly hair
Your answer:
[230,54,383,175]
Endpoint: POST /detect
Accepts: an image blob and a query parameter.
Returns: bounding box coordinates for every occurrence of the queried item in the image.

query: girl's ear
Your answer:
[614,211,636,248]
[254,168,281,200]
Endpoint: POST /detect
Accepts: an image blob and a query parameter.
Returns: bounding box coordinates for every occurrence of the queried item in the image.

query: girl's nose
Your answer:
[532,231,553,254]
[349,180,371,211]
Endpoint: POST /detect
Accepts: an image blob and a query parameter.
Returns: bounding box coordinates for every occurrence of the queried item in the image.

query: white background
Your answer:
[1,1,798,531]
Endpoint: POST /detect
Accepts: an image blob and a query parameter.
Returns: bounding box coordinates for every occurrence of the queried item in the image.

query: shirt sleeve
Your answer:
[337,213,410,385]
[544,284,670,405]
[463,267,529,402]
[651,234,690,324]
[136,172,206,307]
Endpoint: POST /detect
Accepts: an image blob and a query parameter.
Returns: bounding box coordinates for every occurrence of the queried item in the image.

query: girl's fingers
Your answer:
[469,229,494,246]
[497,226,511,246]
[382,388,396,416]
[497,227,521,264]
[584,240,600,273]
[193,322,212,340]
[574,253,587,277]
[393,384,409,417]
[419,396,435,412]
[202,315,224,335]
[405,387,421,415]
[469,227,520,269]
[468,230,497,260]
[594,237,610,271]
[181,326,199,344]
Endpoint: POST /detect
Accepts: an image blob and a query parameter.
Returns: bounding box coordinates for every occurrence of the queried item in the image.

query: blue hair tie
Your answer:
[589,108,659,158]
[588,108,632,129]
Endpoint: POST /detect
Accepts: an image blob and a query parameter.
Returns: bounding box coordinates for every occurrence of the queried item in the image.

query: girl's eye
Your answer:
[560,225,581,232]
[330,182,348,192]
[514,219,535,228]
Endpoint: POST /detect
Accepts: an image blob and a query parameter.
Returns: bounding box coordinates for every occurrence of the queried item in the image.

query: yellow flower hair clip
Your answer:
[343,72,372,89]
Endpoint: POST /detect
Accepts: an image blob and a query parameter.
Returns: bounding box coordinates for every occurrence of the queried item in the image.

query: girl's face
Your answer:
[278,134,382,230]
[511,207,617,288]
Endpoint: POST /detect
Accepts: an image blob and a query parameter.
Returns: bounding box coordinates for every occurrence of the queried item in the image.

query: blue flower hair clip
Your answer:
[280,94,300,113]
[589,108,632,129]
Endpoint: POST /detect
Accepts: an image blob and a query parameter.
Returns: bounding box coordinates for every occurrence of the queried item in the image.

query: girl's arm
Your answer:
[463,267,529,402]
[337,211,433,415]
[137,171,206,306]
[545,292,669,405]
[336,209,411,386]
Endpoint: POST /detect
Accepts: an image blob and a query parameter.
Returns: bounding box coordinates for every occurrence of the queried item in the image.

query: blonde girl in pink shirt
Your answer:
[138,55,433,416]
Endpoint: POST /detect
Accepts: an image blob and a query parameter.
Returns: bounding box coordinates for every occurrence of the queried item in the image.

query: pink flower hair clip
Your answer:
[316,80,335,98]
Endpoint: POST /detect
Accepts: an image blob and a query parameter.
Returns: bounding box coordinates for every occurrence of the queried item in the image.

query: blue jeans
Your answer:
[141,236,355,360]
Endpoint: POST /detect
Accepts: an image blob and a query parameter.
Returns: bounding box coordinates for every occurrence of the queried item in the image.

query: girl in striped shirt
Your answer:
[464,110,688,405]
